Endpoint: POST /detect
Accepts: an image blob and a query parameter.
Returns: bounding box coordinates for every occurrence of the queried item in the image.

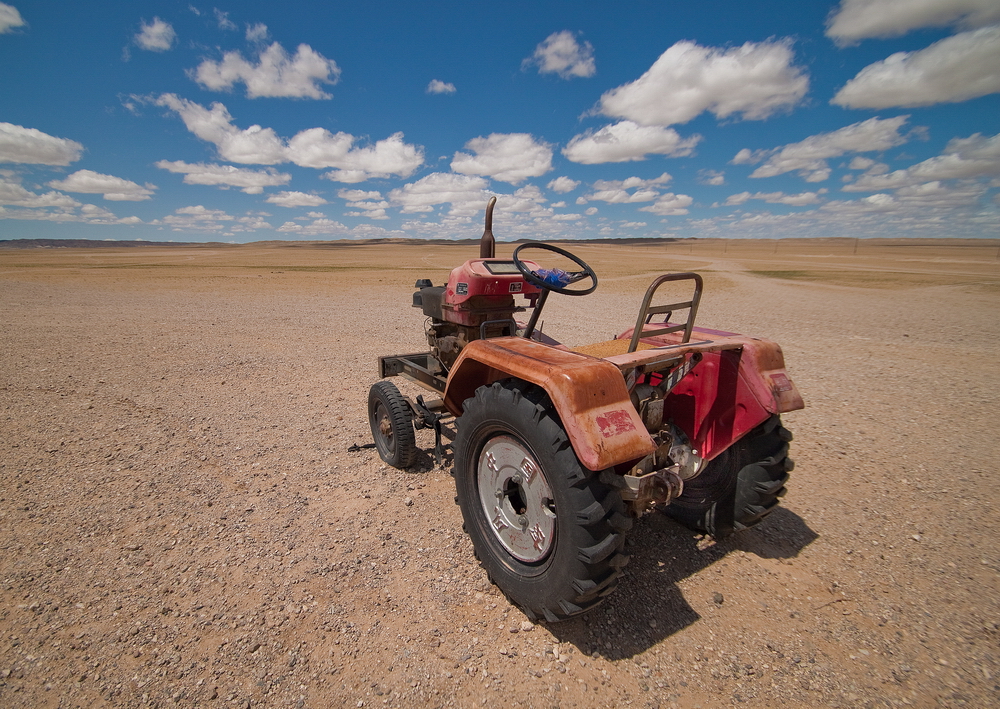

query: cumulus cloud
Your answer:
[192,42,342,99]
[597,39,808,126]
[638,193,694,216]
[451,133,553,185]
[388,172,490,216]
[579,173,673,204]
[297,130,423,182]
[154,205,275,233]
[523,31,596,79]
[0,122,83,165]
[135,17,176,51]
[155,160,291,193]
[337,189,381,201]
[154,95,424,180]
[426,79,456,94]
[843,131,1000,190]
[246,22,269,43]
[0,175,148,226]
[156,94,286,163]
[0,3,26,33]
[47,169,155,201]
[826,0,1000,44]
[0,175,79,208]
[832,26,1000,108]
[724,189,827,207]
[265,191,328,208]
[547,176,580,193]
[698,169,726,186]
[214,9,236,31]
[563,121,700,164]
[738,116,911,181]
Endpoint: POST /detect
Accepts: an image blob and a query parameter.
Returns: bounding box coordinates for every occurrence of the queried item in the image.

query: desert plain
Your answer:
[1,236,998,709]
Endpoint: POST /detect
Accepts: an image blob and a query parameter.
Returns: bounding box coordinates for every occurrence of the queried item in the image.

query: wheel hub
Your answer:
[477,435,555,562]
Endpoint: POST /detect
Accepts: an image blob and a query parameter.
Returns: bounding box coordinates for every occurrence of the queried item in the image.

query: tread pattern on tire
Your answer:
[368,380,417,469]
[453,380,629,621]
[665,414,793,538]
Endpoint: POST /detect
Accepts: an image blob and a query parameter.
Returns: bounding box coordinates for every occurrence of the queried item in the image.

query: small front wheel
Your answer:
[453,380,631,621]
[368,381,417,469]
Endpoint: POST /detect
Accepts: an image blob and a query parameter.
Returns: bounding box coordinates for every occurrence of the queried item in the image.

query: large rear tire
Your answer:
[665,415,793,538]
[368,381,417,469]
[453,380,631,621]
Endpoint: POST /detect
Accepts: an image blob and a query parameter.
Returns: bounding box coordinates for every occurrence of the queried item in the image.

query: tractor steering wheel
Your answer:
[513,242,598,296]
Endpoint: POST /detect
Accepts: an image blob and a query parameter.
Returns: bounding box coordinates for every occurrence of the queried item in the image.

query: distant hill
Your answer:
[0,236,683,249]
[0,239,204,249]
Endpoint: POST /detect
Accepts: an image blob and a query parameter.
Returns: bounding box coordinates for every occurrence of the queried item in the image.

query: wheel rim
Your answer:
[476,435,556,563]
[373,402,395,455]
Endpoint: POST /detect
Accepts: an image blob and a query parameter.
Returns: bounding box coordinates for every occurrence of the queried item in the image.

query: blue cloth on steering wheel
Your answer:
[535,268,575,288]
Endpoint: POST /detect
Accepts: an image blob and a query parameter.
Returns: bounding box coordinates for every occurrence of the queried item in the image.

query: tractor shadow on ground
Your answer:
[543,507,818,661]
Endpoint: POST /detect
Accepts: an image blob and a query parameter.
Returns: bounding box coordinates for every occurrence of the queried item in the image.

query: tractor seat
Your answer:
[572,339,654,358]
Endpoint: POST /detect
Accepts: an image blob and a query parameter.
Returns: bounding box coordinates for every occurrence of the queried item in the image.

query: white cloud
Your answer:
[155,205,273,233]
[0,3,26,33]
[388,172,490,216]
[698,169,726,186]
[547,176,580,193]
[0,175,79,208]
[579,173,673,204]
[426,79,456,94]
[724,189,827,207]
[297,131,423,181]
[337,189,382,201]
[0,122,83,165]
[597,39,808,126]
[832,26,1000,108]
[47,169,154,201]
[826,0,1000,44]
[155,95,424,180]
[265,191,328,208]
[451,133,553,185]
[192,42,342,99]
[524,30,596,79]
[277,218,351,236]
[156,94,286,164]
[214,9,236,31]
[563,121,700,164]
[584,207,599,216]
[155,160,291,193]
[741,116,911,181]
[638,193,694,216]
[246,23,269,43]
[0,175,148,226]
[135,17,175,52]
[843,131,1000,190]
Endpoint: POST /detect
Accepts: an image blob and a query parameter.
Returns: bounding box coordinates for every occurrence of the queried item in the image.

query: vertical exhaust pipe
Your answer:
[480,196,496,259]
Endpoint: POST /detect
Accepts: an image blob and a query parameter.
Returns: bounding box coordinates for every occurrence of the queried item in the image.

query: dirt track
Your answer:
[1,239,998,708]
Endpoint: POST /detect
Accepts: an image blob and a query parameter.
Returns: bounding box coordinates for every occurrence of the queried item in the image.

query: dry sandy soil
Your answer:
[1,237,998,709]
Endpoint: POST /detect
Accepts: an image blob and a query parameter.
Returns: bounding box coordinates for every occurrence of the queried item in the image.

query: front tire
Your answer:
[453,380,631,621]
[665,415,793,538]
[368,381,417,469]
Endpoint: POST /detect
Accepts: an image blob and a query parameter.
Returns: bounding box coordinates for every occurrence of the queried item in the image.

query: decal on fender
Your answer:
[595,409,636,438]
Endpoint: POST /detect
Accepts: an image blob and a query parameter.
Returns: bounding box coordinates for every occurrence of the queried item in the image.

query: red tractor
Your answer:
[368,197,803,622]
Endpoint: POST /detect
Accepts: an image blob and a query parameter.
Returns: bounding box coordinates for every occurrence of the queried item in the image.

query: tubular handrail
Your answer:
[627,273,704,353]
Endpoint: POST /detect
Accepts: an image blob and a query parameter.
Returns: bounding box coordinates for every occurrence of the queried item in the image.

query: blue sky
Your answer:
[1,0,999,242]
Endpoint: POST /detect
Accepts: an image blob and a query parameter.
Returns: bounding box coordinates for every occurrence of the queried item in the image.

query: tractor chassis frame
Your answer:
[379,352,454,465]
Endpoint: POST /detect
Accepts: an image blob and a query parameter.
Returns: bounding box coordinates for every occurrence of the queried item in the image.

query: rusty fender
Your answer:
[443,337,656,472]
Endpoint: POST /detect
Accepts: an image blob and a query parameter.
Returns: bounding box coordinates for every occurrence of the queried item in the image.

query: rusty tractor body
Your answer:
[368,197,802,621]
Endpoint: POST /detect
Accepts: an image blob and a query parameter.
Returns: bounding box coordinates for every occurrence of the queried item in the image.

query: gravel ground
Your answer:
[1,241,997,708]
